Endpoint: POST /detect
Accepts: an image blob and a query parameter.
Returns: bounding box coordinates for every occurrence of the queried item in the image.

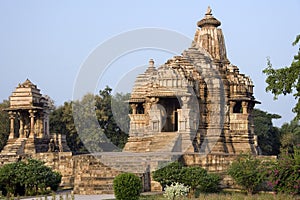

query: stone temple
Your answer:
[0,7,261,194]
[124,6,260,155]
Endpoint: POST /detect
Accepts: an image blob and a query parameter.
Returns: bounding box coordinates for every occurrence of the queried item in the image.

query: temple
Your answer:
[124,6,260,155]
[2,79,69,155]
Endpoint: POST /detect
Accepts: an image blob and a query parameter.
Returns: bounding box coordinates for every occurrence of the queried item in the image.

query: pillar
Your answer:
[229,101,235,113]
[8,111,15,139]
[29,110,36,138]
[19,114,24,138]
[130,104,137,114]
[242,101,248,114]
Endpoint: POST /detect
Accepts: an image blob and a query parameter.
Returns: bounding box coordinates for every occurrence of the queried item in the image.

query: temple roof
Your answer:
[19,78,37,89]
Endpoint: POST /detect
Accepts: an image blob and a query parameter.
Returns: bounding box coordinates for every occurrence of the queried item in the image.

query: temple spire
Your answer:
[194,6,228,62]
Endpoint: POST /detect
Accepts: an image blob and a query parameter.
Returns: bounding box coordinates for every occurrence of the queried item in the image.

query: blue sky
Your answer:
[0,1,299,127]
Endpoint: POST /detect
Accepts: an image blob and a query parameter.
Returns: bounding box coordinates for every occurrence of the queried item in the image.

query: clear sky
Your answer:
[0,0,299,127]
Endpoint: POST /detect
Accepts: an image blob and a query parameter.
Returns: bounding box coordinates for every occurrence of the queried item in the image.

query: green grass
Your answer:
[139,192,298,200]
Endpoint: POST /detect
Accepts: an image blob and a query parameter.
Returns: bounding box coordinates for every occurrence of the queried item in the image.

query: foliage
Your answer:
[267,146,300,195]
[49,86,129,153]
[113,173,142,200]
[163,182,190,200]
[252,108,281,155]
[0,100,9,151]
[228,154,267,195]
[152,162,184,188]
[280,118,300,154]
[263,34,300,118]
[153,162,220,196]
[95,86,129,149]
[0,159,61,197]
[140,193,297,200]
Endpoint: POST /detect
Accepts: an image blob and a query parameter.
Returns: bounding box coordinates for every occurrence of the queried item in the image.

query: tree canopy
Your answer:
[0,100,9,151]
[252,108,281,155]
[263,34,300,118]
[49,86,129,153]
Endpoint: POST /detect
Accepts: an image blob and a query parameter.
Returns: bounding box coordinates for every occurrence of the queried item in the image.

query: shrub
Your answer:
[267,146,300,195]
[152,162,183,188]
[113,173,142,200]
[198,173,220,193]
[0,159,61,197]
[163,182,190,200]
[153,162,220,196]
[228,153,266,195]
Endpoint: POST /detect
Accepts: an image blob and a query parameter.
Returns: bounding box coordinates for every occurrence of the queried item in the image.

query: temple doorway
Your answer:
[160,98,180,132]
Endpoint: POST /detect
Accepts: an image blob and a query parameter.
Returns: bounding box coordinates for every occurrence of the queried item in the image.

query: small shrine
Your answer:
[5,79,50,139]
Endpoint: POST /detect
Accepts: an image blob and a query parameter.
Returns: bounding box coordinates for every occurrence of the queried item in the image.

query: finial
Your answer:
[206,6,212,15]
[149,59,154,66]
[197,6,221,28]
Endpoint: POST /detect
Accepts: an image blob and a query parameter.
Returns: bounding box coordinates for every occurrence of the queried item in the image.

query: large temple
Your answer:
[124,7,260,155]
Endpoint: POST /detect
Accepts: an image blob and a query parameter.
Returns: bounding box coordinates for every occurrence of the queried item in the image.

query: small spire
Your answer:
[149,59,154,67]
[145,59,156,73]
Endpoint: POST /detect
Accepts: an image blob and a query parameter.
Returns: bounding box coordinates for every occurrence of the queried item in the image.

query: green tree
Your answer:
[252,108,281,155]
[263,34,300,118]
[227,154,267,195]
[280,118,300,154]
[73,93,117,152]
[0,100,9,151]
[95,86,129,149]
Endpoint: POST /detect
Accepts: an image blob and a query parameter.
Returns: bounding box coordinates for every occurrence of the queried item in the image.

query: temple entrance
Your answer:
[160,98,180,132]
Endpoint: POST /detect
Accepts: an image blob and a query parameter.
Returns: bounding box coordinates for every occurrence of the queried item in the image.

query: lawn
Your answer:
[138,192,298,200]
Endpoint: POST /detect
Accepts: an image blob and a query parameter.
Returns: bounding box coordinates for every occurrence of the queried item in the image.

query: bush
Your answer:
[0,159,61,197]
[228,153,267,195]
[267,146,300,195]
[113,173,142,200]
[153,162,220,196]
[152,162,184,189]
[163,182,190,200]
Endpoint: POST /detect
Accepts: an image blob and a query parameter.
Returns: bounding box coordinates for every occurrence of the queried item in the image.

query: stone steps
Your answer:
[148,132,180,152]
[91,152,181,173]
[0,138,27,155]
[124,132,181,153]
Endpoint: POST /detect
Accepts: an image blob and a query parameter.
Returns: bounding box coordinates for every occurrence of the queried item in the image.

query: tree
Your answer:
[49,86,130,153]
[95,86,129,149]
[0,100,9,151]
[280,118,300,154]
[227,154,267,195]
[252,108,281,155]
[263,34,300,118]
